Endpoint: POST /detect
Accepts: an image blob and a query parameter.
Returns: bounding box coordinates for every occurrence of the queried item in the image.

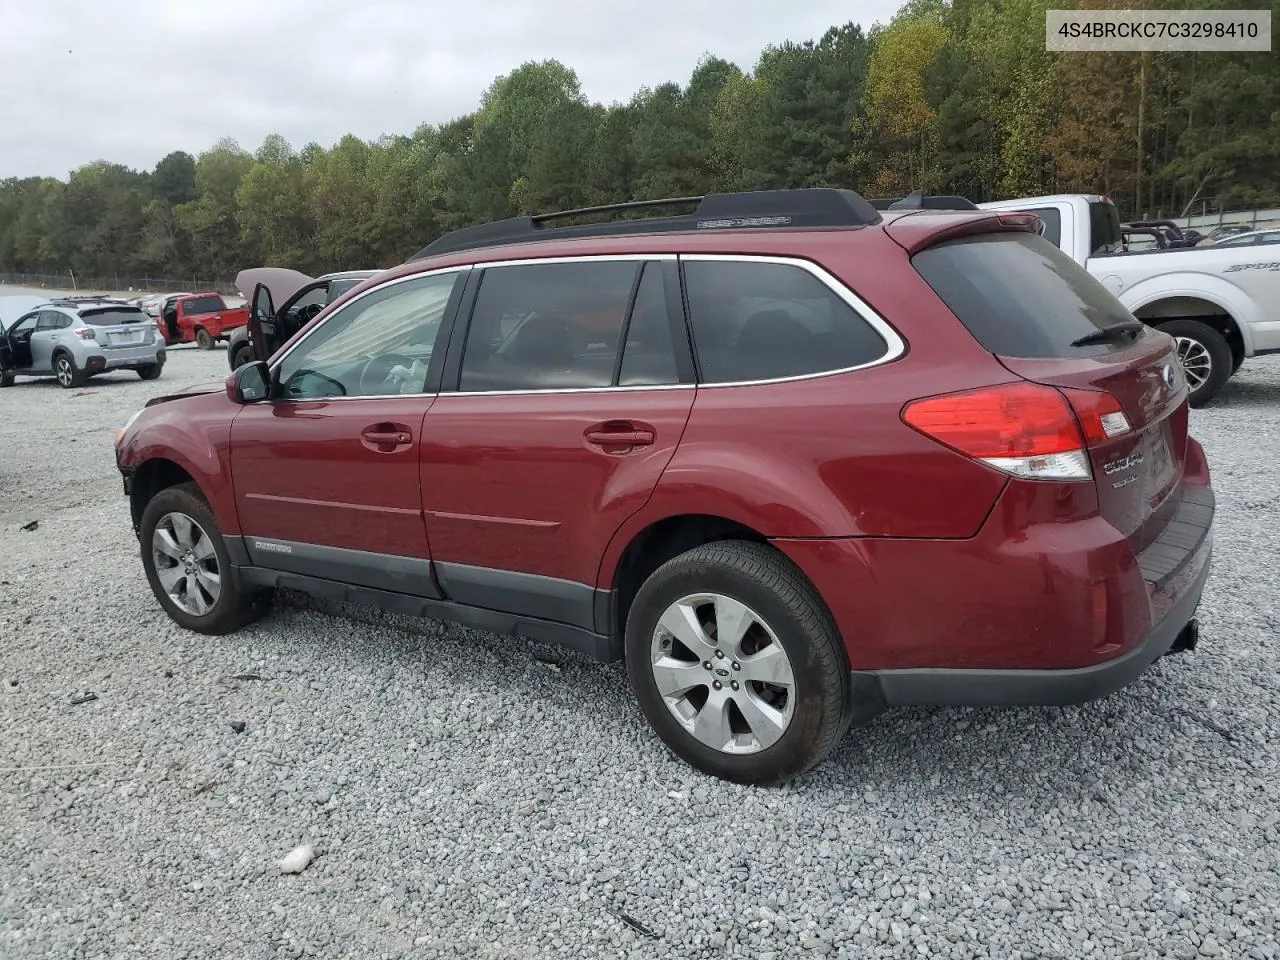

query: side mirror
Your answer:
[226,360,270,403]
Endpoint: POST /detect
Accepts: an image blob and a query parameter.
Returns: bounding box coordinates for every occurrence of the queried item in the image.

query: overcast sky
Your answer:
[0,0,904,180]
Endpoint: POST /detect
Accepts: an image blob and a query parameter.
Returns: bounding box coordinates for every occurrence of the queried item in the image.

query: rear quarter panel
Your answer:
[596,230,1024,588]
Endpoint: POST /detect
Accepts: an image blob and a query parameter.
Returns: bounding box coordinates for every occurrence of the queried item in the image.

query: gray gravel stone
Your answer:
[1,336,1279,959]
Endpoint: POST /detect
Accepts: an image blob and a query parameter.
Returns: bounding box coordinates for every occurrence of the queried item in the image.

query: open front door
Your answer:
[249,283,275,362]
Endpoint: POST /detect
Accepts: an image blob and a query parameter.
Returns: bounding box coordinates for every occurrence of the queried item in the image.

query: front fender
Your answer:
[117,395,239,533]
[1117,272,1262,355]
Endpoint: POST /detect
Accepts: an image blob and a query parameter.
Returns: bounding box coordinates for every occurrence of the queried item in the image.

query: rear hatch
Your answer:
[909,229,1188,556]
[81,306,154,348]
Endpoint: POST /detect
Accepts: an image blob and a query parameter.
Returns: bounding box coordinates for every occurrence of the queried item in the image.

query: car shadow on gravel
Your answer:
[249,589,1230,800]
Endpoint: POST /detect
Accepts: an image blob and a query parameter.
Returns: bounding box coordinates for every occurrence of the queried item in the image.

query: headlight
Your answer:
[115,409,143,446]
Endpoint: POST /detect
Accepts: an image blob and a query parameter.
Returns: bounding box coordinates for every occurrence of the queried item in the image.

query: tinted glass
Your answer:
[683,260,888,384]
[183,295,223,315]
[618,264,678,386]
[81,308,148,326]
[1259,232,1280,245]
[459,260,638,391]
[276,272,459,400]
[1089,201,1123,255]
[912,232,1139,358]
[36,311,64,330]
[1024,207,1062,247]
[325,278,364,303]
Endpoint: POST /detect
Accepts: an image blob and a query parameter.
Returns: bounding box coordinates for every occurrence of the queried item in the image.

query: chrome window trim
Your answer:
[263,251,905,402]
[676,253,906,389]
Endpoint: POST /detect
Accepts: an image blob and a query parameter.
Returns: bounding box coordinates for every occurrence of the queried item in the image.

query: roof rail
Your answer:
[868,190,979,211]
[408,188,883,260]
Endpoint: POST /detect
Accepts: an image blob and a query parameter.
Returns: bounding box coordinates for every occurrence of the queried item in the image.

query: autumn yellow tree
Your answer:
[850,1,950,195]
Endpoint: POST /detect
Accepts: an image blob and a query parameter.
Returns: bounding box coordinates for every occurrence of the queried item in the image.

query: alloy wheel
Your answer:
[55,357,74,387]
[649,593,796,754]
[1174,336,1212,392]
[152,511,220,615]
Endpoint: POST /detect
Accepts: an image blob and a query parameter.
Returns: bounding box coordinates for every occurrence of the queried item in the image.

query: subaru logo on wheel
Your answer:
[714,666,731,677]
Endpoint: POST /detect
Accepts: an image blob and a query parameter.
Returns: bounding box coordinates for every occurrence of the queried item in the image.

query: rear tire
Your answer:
[0,370,13,388]
[137,363,163,381]
[53,352,86,389]
[139,482,264,635]
[195,328,213,350]
[1159,319,1231,408]
[624,540,853,785]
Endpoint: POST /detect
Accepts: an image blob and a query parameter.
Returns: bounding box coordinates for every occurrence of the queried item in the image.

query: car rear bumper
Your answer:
[772,465,1215,709]
[92,345,165,370]
[856,538,1210,707]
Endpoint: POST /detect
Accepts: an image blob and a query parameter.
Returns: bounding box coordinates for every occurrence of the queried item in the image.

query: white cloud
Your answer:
[0,0,903,179]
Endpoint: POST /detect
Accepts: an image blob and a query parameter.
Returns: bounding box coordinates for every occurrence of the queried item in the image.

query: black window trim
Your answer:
[677,253,907,389]
[266,265,472,403]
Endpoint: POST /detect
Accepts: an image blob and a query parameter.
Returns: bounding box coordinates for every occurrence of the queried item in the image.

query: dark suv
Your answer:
[114,189,1215,784]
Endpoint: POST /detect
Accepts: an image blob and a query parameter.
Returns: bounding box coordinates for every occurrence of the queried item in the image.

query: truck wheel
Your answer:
[195,328,214,350]
[1160,319,1231,408]
[139,482,265,634]
[53,352,86,389]
[624,540,853,785]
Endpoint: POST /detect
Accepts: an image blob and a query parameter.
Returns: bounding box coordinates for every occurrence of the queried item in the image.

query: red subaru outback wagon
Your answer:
[115,189,1214,784]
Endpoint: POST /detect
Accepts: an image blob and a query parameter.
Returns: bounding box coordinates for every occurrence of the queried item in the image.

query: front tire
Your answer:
[195,328,214,350]
[53,353,86,389]
[625,540,852,785]
[1160,318,1231,407]
[230,343,252,371]
[139,482,263,634]
[0,369,13,388]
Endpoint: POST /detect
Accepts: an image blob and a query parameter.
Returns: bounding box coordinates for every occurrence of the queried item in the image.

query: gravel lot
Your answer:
[2,336,1279,960]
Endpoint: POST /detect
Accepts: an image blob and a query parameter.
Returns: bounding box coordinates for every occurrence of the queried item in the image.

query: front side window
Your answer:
[683,259,890,384]
[274,271,460,400]
[458,259,642,392]
[8,313,38,338]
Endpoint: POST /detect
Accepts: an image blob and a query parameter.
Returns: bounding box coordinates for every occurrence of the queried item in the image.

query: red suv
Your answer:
[114,189,1214,784]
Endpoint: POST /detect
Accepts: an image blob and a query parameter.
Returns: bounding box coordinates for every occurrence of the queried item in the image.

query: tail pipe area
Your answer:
[1166,618,1200,656]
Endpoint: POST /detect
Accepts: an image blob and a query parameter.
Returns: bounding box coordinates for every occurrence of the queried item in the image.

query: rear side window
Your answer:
[459,260,643,391]
[1022,207,1062,247]
[912,232,1137,358]
[682,259,889,384]
[80,308,147,326]
[183,295,223,315]
[1089,201,1123,255]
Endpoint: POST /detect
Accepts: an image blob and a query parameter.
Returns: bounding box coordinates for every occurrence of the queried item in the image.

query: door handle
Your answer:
[584,421,656,448]
[361,423,413,451]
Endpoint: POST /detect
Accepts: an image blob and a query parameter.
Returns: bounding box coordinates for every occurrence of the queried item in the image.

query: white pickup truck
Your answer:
[977,194,1280,406]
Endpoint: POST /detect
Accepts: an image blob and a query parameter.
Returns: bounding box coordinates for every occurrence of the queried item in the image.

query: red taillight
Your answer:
[74,328,95,340]
[1059,387,1132,444]
[902,382,1097,480]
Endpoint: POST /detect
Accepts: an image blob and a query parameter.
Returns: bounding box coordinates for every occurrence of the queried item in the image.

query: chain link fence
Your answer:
[0,272,238,295]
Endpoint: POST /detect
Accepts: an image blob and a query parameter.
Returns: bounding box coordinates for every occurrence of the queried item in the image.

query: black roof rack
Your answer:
[868,190,979,211]
[408,188,883,260]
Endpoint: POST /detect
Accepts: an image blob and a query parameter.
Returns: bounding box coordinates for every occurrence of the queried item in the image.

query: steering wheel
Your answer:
[358,354,418,395]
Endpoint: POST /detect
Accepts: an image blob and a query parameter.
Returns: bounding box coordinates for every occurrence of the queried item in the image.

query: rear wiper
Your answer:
[1071,320,1146,347]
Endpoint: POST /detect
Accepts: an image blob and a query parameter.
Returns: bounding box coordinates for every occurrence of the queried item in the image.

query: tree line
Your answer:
[1,0,1276,286]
